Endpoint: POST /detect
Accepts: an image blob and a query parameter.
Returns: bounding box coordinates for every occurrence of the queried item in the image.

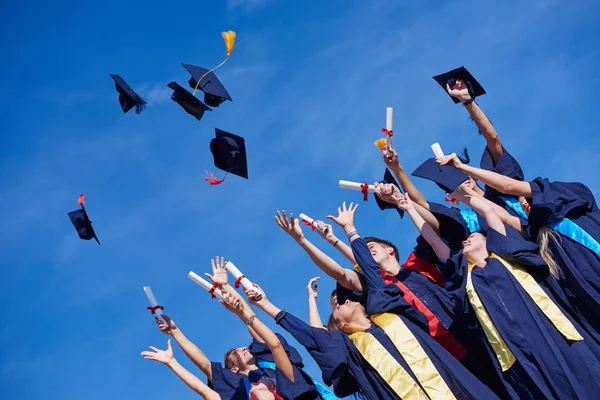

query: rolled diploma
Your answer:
[299,213,326,234]
[386,107,393,152]
[431,143,444,159]
[225,262,262,297]
[339,180,379,192]
[188,271,224,300]
[143,286,163,318]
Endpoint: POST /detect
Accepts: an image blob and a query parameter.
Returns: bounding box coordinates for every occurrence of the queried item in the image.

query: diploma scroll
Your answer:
[339,180,379,192]
[431,143,445,159]
[143,286,164,319]
[385,107,394,155]
[299,213,327,234]
[188,271,224,300]
[225,261,263,299]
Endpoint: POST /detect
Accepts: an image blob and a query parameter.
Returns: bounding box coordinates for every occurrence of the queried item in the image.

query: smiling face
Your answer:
[332,299,367,333]
[367,241,394,265]
[224,347,255,373]
[462,232,487,259]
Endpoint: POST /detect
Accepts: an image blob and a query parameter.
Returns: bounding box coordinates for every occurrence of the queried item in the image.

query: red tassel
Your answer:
[381,128,393,137]
[78,194,85,206]
[204,171,227,186]
[360,183,369,201]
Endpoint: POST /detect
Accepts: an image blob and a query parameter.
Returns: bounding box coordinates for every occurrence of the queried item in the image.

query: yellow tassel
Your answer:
[374,138,387,150]
[222,31,236,56]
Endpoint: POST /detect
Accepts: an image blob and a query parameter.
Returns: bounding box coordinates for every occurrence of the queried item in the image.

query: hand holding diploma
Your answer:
[338,180,379,201]
[143,286,164,320]
[188,270,225,300]
[384,107,394,155]
[225,261,263,301]
[299,212,327,234]
[431,142,445,159]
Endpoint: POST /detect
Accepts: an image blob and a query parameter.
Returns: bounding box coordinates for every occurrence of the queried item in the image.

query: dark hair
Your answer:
[474,230,488,238]
[327,313,341,331]
[223,348,236,369]
[330,288,337,298]
[364,237,400,262]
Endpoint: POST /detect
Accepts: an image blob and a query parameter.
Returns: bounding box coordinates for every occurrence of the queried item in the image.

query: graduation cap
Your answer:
[205,128,248,186]
[67,194,100,245]
[432,66,486,104]
[412,158,470,194]
[375,168,404,218]
[182,63,232,108]
[109,74,147,114]
[167,82,212,121]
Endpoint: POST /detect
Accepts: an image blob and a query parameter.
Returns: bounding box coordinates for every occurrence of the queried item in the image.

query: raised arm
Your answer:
[221,288,295,382]
[400,193,450,260]
[446,82,503,164]
[438,154,532,197]
[456,187,506,236]
[306,277,325,328]
[314,220,357,265]
[275,211,363,292]
[383,148,431,210]
[156,315,213,381]
[141,340,220,400]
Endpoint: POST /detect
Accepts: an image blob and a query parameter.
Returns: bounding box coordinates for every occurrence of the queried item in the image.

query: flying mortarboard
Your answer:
[67,194,100,245]
[375,168,404,218]
[412,158,470,194]
[182,64,233,108]
[432,66,486,104]
[109,74,147,114]
[167,82,212,121]
[205,128,248,186]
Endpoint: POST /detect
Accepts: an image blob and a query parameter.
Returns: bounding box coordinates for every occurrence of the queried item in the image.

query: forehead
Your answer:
[468,232,486,240]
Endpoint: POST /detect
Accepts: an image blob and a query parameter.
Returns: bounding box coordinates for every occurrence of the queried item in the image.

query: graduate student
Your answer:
[400,182,600,399]
[241,258,501,399]
[438,152,600,343]
[148,257,329,400]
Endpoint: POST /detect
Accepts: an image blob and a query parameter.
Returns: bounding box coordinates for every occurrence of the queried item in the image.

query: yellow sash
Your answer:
[349,313,456,400]
[466,253,584,371]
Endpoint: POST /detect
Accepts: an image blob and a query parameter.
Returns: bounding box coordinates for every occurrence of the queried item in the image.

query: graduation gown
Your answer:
[275,268,501,398]
[525,177,600,343]
[438,227,600,399]
[208,333,322,400]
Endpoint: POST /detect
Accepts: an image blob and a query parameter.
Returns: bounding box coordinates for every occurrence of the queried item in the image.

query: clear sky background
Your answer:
[2,0,600,399]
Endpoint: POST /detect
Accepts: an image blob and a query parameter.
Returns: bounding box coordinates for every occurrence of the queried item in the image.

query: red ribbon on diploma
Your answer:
[444,197,457,203]
[381,128,393,137]
[234,275,246,289]
[147,305,164,314]
[360,183,369,201]
[301,219,316,231]
[209,282,219,299]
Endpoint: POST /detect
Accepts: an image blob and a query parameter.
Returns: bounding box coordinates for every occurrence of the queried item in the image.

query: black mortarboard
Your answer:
[109,74,147,114]
[167,82,212,121]
[210,128,248,179]
[411,158,470,193]
[182,63,232,108]
[67,195,100,245]
[375,168,404,218]
[432,66,486,104]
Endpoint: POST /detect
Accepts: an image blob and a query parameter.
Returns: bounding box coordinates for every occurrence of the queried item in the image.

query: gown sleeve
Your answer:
[275,310,360,397]
[486,226,549,276]
[436,250,468,294]
[366,285,430,332]
[208,361,247,400]
[529,177,597,225]
[350,237,386,289]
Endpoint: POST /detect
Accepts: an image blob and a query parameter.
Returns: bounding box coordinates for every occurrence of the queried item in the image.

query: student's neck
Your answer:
[345,318,372,334]
[237,364,259,376]
[466,250,488,267]
[379,259,401,276]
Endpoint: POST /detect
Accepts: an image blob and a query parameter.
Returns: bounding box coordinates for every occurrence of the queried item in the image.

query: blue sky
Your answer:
[2,0,600,398]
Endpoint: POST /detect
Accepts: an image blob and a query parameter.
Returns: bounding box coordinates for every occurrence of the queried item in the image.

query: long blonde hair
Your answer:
[537,226,564,280]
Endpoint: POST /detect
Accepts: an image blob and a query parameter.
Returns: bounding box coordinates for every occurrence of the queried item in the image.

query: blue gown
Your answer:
[208,333,321,400]
[527,177,600,344]
[275,241,501,399]
[351,237,512,398]
[438,227,600,399]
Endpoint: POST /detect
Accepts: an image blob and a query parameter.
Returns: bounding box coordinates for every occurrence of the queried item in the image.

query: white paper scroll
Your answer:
[385,107,394,154]
[225,261,263,298]
[339,180,379,192]
[143,286,164,319]
[431,143,445,159]
[188,271,224,300]
[299,213,326,234]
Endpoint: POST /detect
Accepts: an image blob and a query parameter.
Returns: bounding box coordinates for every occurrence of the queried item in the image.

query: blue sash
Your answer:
[460,208,482,233]
[256,359,341,400]
[498,196,600,258]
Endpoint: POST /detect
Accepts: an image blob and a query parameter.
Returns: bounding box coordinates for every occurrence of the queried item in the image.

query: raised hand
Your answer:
[397,192,415,212]
[436,153,464,169]
[374,182,403,206]
[156,313,178,336]
[314,220,336,243]
[141,339,174,365]
[274,210,304,242]
[244,283,268,308]
[326,201,359,230]
[446,80,471,102]
[306,277,320,299]
[220,289,249,318]
[205,256,229,286]
[382,147,400,169]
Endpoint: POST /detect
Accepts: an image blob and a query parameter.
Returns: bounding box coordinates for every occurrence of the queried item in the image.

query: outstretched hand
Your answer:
[156,313,178,336]
[382,147,400,169]
[374,182,403,206]
[275,210,304,242]
[141,339,174,366]
[220,289,251,318]
[397,192,415,212]
[244,283,268,308]
[445,80,471,102]
[326,202,358,230]
[436,153,463,169]
[307,277,320,299]
[205,256,229,286]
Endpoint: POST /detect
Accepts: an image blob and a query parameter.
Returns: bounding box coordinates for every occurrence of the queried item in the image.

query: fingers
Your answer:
[342,201,347,212]
[211,258,216,272]
[149,346,160,352]
[204,273,215,282]
[308,276,320,287]
[351,202,359,212]
[167,339,172,350]
[446,83,452,93]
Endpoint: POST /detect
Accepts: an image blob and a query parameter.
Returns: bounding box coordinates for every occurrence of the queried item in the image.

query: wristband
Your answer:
[245,315,256,326]
[333,239,340,248]
[463,98,475,106]
[346,230,358,239]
